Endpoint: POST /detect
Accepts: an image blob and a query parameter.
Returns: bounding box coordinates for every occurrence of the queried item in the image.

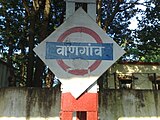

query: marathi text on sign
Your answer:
[46,42,113,60]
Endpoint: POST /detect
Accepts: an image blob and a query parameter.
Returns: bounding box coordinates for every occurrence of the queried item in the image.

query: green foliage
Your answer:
[0,0,159,86]
[134,0,160,62]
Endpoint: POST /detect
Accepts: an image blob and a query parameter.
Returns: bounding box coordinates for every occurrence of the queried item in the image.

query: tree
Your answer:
[96,0,140,88]
[0,0,65,87]
[0,0,28,85]
[22,0,65,87]
[135,0,160,62]
[0,0,158,87]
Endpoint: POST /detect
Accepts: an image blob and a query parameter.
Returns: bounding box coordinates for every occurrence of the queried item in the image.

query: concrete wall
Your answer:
[99,89,160,120]
[0,87,61,120]
[0,87,160,120]
[0,60,10,87]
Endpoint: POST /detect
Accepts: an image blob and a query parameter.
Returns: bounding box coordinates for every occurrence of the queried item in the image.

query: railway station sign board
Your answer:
[34,8,125,98]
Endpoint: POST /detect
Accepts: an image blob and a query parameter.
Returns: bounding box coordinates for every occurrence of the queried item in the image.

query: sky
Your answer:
[128,0,146,30]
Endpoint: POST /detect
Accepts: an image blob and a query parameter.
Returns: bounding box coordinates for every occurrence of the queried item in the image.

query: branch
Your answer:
[97,0,102,27]
[103,0,140,31]
[119,0,139,12]
[44,0,51,20]
[103,1,121,31]
[22,0,30,15]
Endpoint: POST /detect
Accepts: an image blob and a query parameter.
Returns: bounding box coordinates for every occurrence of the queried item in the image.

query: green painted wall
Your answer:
[108,63,160,89]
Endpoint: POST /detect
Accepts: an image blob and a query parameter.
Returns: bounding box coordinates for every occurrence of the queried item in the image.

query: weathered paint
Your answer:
[108,63,160,89]
[0,88,160,120]
[60,92,98,120]
[99,89,160,120]
[111,63,160,74]
[0,87,61,120]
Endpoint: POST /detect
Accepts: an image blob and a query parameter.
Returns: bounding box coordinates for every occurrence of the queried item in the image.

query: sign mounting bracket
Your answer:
[65,0,96,21]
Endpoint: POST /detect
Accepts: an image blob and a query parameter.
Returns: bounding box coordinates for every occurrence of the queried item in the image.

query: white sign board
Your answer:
[34,8,125,98]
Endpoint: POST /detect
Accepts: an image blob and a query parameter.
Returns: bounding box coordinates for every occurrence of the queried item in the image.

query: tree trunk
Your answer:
[26,13,36,87]
[96,0,109,90]
[34,0,51,87]
[96,0,102,26]
[22,0,37,87]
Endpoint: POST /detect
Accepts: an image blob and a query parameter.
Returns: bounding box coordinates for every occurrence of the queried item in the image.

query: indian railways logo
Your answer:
[45,27,113,76]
